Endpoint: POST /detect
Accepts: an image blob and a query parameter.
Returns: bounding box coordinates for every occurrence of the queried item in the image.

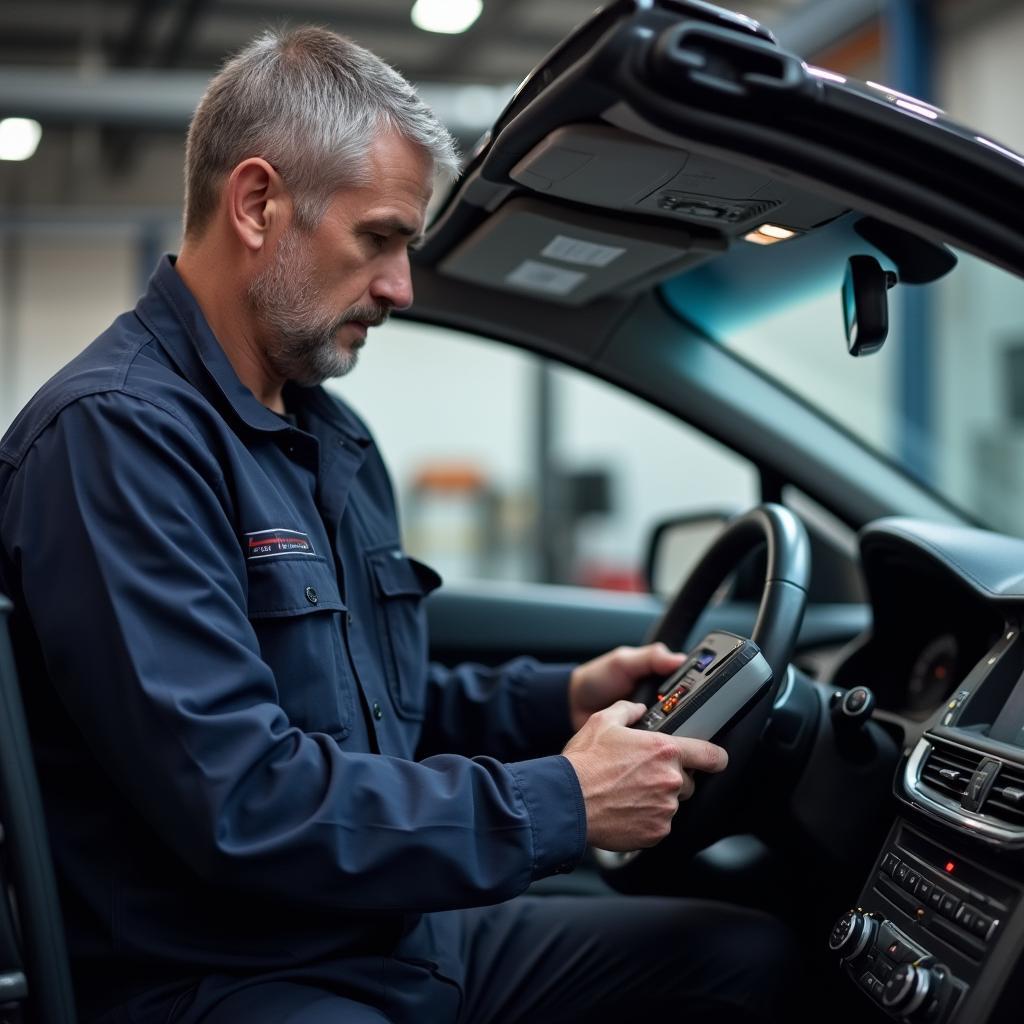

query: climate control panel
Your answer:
[832,821,1021,1023]
[830,909,963,1021]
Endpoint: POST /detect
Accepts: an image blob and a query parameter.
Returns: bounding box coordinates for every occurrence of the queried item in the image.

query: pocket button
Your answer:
[304,586,319,605]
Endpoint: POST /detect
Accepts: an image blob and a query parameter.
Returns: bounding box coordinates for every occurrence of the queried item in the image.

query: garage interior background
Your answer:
[1,0,1022,589]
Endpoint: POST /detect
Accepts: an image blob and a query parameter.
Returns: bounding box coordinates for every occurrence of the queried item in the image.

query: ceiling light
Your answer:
[744,223,800,245]
[0,117,42,161]
[411,0,483,35]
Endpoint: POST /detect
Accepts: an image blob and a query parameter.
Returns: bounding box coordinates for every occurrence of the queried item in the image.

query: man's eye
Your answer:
[366,233,388,250]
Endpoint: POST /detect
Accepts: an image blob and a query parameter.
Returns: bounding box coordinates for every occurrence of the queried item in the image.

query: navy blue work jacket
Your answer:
[0,256,586,1015]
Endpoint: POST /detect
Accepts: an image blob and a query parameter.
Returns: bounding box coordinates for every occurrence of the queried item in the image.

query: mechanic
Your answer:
[0,27,797,1024]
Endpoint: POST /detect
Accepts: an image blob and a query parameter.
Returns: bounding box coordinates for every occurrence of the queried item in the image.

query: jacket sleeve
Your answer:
[417,659,578,762]
[1,391,586,912]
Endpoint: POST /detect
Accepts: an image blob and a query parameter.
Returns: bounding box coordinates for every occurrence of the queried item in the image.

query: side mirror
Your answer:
[842,255,898,357]
[645,510,734,598]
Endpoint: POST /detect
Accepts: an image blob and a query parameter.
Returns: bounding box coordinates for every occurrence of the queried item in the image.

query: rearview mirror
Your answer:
[842,255,898,357]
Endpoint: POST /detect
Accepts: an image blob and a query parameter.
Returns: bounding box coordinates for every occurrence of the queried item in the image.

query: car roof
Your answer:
[411,0,1024,357]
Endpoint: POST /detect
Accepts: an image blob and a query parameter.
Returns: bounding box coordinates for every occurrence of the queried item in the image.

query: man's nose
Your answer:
[370,256,414,311]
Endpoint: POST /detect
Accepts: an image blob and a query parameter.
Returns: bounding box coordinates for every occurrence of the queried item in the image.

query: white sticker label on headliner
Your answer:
[505,260,586,296]
[542,234,626,268]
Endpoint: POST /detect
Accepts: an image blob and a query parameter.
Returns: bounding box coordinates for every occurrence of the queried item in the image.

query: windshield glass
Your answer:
[662,238,1024,536]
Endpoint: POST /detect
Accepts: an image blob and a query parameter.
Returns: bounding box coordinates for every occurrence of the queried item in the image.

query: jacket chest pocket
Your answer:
[366,548,442,721]
[246,558,354,738]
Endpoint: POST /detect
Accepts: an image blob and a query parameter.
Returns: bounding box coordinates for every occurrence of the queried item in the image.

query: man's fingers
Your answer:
[646,641,687,675]
[598,699,648,728]
[610,642,685,681]
[606,638,688,679]
[677,772,697,802]
[673,738,729,774]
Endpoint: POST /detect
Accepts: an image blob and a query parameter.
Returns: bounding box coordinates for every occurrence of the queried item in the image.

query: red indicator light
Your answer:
[945,861,956,873]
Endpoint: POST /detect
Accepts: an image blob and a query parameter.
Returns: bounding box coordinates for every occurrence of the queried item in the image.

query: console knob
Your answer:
[881,962,936,1017]
[828,909,877,961]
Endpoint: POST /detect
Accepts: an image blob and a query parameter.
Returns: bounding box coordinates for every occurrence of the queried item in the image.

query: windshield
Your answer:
[662,237,1024,536]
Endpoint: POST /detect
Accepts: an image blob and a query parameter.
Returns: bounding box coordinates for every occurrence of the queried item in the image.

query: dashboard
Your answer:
[829,539,1006,720]
[823,518,1024,1024]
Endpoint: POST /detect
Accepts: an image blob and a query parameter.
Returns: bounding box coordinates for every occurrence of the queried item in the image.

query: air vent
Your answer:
[906,735,1024,845]
[919,739,982,802]
[983,762,1024,829]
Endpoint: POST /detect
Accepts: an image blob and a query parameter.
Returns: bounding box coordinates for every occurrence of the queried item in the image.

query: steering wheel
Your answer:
[595,503,810,891]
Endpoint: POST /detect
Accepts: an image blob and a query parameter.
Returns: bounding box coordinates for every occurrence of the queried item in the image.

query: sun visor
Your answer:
[439,196,718,306]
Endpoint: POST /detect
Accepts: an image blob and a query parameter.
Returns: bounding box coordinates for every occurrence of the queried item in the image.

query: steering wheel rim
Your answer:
[596,503,810,888]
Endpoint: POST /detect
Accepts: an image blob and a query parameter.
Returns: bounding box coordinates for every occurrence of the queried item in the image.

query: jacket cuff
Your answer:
[506,754,587,879]
[508,661,577,756]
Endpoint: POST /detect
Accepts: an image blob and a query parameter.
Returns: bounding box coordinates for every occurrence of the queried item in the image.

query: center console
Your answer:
[830,623,1024,1023]
[832,820,1021,1022]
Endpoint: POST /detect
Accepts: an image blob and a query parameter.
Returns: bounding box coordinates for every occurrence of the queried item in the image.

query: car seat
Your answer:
[0,594,77,1022]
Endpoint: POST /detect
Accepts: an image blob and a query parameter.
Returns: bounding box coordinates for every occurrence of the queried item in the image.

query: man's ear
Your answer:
[226,157,289,252]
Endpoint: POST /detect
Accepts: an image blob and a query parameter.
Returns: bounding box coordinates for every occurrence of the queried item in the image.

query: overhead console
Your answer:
[438,124,846,306]
[831,518,1024,1023]
[418,0,862,307]
[508,124,845,233]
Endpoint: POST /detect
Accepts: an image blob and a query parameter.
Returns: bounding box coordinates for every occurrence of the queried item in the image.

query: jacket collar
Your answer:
[134,255,367,445]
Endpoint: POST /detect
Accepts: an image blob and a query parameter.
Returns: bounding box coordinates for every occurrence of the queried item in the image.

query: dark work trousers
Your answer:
[122,895,799,1024]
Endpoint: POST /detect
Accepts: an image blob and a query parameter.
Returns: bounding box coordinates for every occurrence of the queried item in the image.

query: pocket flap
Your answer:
[247,558,345,619]
[367,550,443,600]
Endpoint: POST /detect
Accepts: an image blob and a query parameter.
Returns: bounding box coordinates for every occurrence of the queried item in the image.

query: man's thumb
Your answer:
[600,699,648,727]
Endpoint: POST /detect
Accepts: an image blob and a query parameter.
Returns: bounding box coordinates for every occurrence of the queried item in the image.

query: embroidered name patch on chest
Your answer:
[244,528,316,560]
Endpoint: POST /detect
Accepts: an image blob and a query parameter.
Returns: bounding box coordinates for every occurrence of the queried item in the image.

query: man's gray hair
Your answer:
[184,26,459,236]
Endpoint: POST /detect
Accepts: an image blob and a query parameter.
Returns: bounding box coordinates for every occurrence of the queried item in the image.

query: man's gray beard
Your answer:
[246,228,387,387]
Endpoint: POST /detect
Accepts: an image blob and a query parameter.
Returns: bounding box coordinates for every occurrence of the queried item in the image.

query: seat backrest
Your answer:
[0,595,77,1023]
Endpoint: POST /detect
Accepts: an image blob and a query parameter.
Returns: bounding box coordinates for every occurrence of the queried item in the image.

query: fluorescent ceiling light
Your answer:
[411,0,482,34]
[0,117,42,161]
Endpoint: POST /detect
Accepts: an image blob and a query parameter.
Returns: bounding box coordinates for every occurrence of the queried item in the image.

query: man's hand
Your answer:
[568,642,685,731]
[562,700,728,851]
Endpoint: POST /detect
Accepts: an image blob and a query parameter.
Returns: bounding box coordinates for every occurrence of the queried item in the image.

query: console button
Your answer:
[878,923,917,964]
[917,879,933,902]
[881,852,900,876]
[928,887,945,910]
[884,938,916,963]
[895,862,910,884]
[859,971,875,993]
[904,870,921,892]
[956,905,977,932]
[971,912,994,940]
[940,893,961,919]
